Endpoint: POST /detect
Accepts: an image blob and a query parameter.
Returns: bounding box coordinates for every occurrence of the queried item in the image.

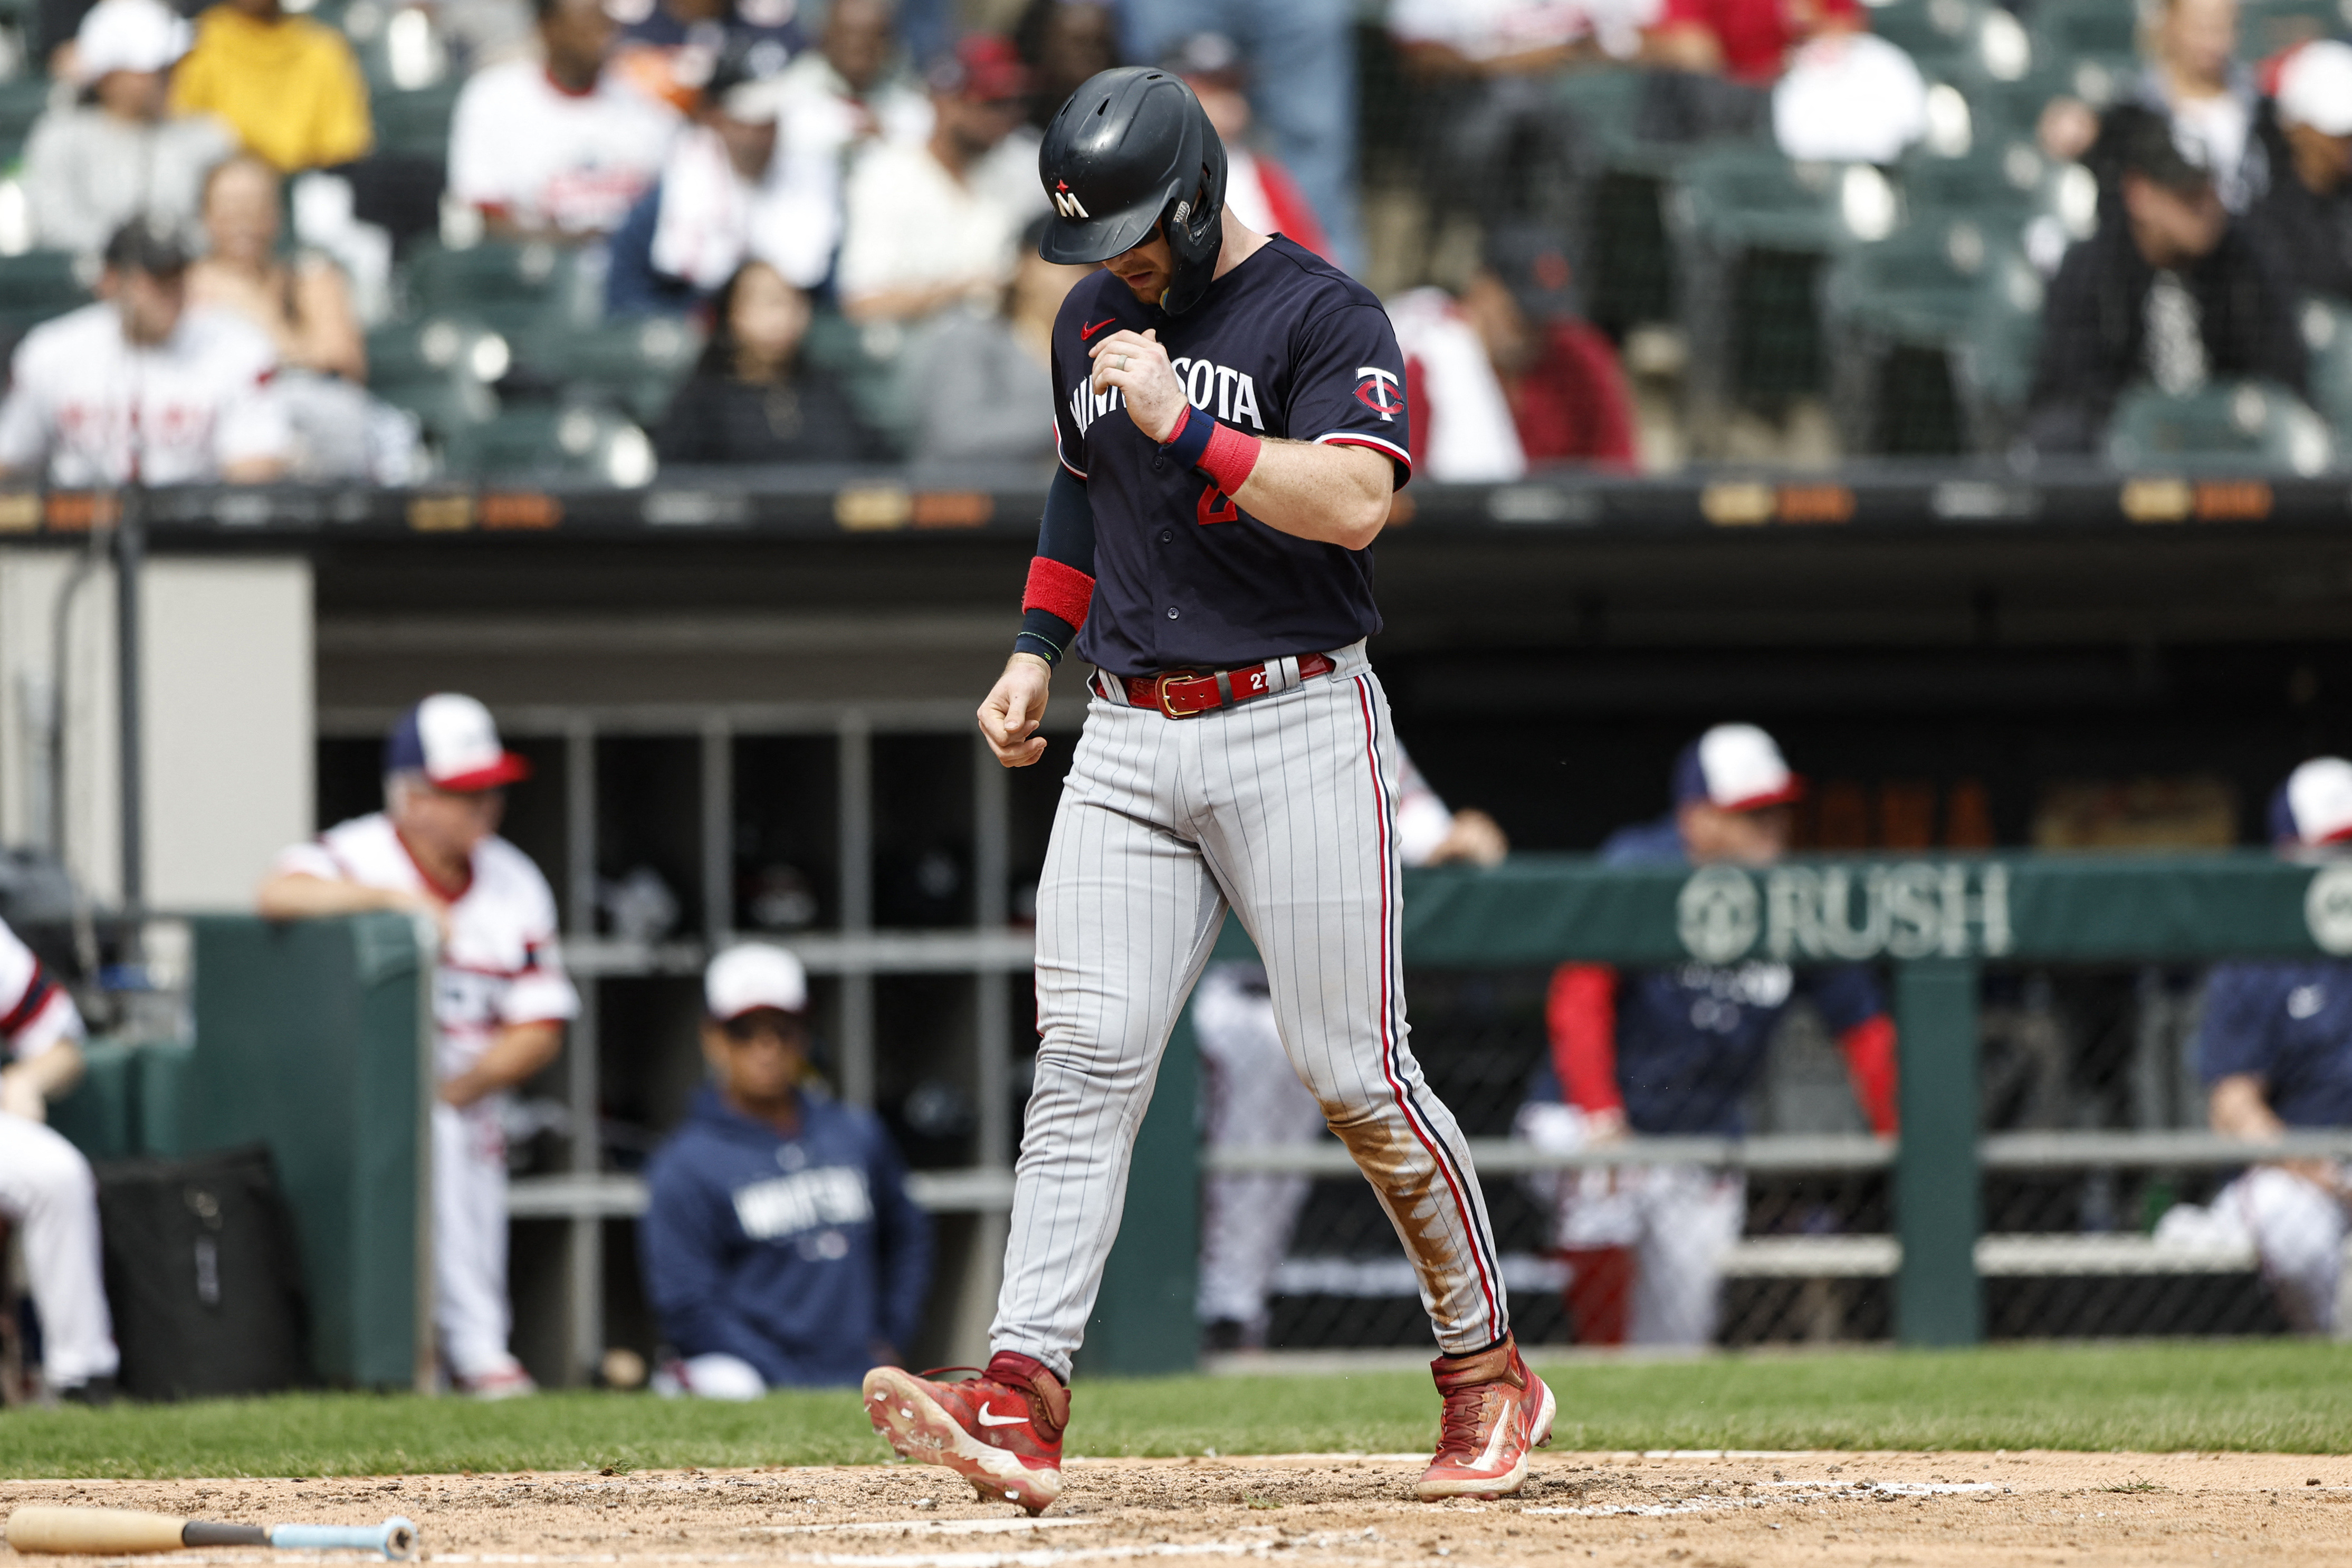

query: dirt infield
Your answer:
[7,1449,2352,1567]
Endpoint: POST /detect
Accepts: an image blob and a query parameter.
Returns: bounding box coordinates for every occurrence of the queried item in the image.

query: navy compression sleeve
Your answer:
[1015,467,1095,665]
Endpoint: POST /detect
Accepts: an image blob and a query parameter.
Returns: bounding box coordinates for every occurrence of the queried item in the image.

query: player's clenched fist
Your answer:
[978,652,1053,767]
[1087,328,1187,443]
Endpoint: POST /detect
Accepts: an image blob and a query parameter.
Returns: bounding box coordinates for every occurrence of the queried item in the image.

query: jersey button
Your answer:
[1166,607,1180,619]
[1159,529,1173,543]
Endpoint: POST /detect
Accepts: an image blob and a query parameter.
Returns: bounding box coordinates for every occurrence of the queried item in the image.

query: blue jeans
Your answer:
[1116,0,1363,273]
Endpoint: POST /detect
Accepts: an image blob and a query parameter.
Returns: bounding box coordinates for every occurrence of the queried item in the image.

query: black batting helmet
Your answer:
[1037,66,1228,315]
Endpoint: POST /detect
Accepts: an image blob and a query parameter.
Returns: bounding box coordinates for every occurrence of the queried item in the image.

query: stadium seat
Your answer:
[371,81,462,162]
[0,77,53,153]
[0,248,92,344]
[801,310,916,451]
[1824,218,2035,453]
[2105,380,2336,475]
[439,403,657,484]
[512,315,703,425]
[366,316,504,439]
[2027,0,2143,63]
[1868,0,2035,89]
[2301,299,2352,442]
[2238,0,2352,55]
[403,240,589,333]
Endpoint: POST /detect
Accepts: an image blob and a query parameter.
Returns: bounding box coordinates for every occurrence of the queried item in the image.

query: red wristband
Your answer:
[1022,555,1094,625]
[1199,421,1260,495]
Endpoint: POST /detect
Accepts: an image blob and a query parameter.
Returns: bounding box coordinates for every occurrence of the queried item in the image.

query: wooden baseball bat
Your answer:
[5,1508,418,1560]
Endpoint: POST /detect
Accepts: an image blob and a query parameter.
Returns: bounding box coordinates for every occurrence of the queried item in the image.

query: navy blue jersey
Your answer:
[639,1085,930,1387]
[1049,236,1412,677]
[2195,960,2352,1127]
[1600,816,1885,1136]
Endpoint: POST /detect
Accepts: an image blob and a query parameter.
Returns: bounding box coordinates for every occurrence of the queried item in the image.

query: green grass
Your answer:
[5,1342,2349,1478]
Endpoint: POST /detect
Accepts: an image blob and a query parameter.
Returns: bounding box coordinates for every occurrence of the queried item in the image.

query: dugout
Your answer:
[10,465,2352,1382]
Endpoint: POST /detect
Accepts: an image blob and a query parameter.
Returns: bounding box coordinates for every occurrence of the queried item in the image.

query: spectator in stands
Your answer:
[607,54,834,315]
[1392,285,1527,481]
[169,0,372,172]
[0,915,119,1404]
[2248,41,2352,303]
[2137,0,2260,212]
[2154,757,2352,1333]
[1163,33,1330,257]
[906,218,1089,466]
[0,220,291,486]
[447,0,680,242]
[1518,724,1896,1346]
[1014,0,1117,133]
[257,694,576,1398]
[190,154,421,481]
[654,260,889,464]
[1455,224,1637,469]
[23,0,236,256]
[1644,0,1857,85]
[1194,749,1506,1352]
[836,34,1030,327]
[2025,107,2307,454]
[771,0,931,166]
[609,0,804,116]
[1121,0,1361,271]
[639,944,929,1394]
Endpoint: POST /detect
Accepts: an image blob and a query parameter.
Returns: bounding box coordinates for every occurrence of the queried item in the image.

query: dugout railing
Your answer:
[1111,852,2352,1371]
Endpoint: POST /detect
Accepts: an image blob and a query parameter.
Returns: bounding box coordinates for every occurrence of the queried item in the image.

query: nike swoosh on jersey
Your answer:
[974,1406,1030,1427]
[1079,318,1118,339]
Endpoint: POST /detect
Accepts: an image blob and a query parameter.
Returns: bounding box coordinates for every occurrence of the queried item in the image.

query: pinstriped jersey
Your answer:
[1049,235,1413,677]
[0,915,81,1063]
[273,812,578,1082]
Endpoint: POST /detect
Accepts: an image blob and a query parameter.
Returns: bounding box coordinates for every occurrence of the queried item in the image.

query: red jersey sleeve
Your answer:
[1547,962,1624,1116]
[1838,1014,1898,1134]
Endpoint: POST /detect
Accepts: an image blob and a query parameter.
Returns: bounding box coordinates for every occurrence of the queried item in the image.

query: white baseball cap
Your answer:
[1675,723,1806,812]
[2278,41,2352,138]
[2275,757,2352,846]
[385,693,531,792]
[705,943,809,1019]
[75,0,190,80]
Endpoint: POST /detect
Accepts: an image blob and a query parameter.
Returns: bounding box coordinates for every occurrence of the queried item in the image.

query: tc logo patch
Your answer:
[1353,366,1402,422]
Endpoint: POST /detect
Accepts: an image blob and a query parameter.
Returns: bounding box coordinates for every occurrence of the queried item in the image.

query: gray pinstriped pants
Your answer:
[991,641,1510,1376]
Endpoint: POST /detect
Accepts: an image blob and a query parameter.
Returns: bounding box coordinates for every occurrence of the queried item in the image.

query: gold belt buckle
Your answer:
[1155,671,1203,719]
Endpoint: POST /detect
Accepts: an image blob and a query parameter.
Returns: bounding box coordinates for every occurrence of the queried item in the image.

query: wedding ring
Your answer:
[1113,355,1129,371]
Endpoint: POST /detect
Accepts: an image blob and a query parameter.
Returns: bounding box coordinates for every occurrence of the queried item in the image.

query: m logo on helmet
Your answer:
[1052,189,1091,219]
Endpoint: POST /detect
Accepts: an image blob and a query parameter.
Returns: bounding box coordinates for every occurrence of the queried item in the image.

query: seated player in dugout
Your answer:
[256,694,576,1398]
[2153,757,2352,1333]
[639,944,930,1395]
[1519,723,1898,1346]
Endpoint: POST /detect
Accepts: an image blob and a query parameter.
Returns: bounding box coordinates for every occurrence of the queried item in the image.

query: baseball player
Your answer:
[1520,723,1897,1346]
[1197,749,1507,1351]
[863,68,1548,1512]
[2154,756,2352,1332]
[639,943,931,1395]
[256,694,577,1398]
[0,916,118,1401]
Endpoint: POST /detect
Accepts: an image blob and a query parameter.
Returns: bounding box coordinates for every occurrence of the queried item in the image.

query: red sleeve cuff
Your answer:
[1022,555,1094,627]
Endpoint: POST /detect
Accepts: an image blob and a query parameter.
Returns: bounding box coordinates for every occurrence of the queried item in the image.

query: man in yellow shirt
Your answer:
[170,0,371,171]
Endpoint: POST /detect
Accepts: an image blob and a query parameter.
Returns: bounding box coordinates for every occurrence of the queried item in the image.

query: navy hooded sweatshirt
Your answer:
[639,1084,931,1387]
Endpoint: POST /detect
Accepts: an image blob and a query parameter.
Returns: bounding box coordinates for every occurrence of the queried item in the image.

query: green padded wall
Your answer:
[46,1041,139,1160]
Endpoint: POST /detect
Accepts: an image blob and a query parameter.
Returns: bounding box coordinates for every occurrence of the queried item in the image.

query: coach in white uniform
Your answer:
[0,219,289,487]
[258,694,577,1397]
[0,917,118,1400]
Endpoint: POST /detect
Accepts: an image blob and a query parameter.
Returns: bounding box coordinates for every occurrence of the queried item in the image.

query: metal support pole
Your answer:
[1894,958,1983,1346]
[562,719,600,1385]
[837,713,874,1108]
[701,718,732,944]
[973,735,1010,1170]
[114,499,144,924]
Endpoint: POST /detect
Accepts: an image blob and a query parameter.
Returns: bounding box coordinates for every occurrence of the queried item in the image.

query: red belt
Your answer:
[1120,652,1337,719]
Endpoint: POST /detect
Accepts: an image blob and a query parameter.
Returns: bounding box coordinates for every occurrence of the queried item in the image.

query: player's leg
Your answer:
[1627,1165,1744,1347]
[432,1101,531,1395]
[865,697,1224,1512]
[0,1113,118,1393]
[1192,649,1547,1497]
[2231,1164,2348,1333]
[1196,962,1325,1346]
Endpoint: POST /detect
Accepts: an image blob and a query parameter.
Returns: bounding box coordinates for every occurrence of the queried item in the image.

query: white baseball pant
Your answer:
[993,643,1509,1378]
[2156,1165,2351,1335]
[1194,961,1327,1338]
[1553,1163,1745,1347]
[0,1111,118,1387]
[433,1098,517,1380]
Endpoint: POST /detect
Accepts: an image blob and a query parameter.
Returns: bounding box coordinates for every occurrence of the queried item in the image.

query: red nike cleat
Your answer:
[862,1352,1068,1514]
[1413,1334,1556,1500]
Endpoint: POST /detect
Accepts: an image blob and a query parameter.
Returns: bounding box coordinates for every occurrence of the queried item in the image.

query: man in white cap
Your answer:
[638,944,929,1395]
[1517,723,1897,1346]
[21,0,235,254]
[2250,40,2352,304]
[256,693,577,1397]
[2155,757,2352,1333]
